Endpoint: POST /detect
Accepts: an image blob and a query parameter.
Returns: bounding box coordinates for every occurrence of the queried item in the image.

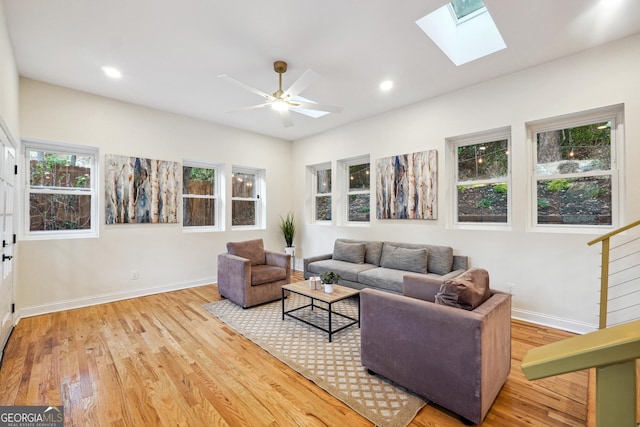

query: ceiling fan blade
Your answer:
[292,101,343,114]
[280,109,294,128]
[283,68,319,99]
[226,102,272,113]
[218,74,274,100]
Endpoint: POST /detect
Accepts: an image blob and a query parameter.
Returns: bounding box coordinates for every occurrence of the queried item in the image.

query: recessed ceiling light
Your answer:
[380,80,393,91]
[102,66,122,79]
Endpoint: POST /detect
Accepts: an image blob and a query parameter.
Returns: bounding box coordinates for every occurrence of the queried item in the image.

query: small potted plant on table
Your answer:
[320,271,341,293]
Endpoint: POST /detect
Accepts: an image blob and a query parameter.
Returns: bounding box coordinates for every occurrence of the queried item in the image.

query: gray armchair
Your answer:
[360,270,511,425]
[217,238,291,308]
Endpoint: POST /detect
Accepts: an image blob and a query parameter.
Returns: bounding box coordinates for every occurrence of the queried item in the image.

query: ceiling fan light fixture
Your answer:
[271,98,289,112]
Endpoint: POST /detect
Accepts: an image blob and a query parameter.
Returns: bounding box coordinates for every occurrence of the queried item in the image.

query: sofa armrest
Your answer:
[303,253,332,278]
[360,288,511,424]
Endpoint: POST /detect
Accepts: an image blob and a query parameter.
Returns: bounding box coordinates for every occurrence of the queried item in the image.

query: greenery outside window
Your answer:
[24,140,98,239]
[313,164,332,222]
[232,167,263,227]
[530,108,621,228]
[182,162,221,230]
[451,129,510,225]
[345,159,370,223]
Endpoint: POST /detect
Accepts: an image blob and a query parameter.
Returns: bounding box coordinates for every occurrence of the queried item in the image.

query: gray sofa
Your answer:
[360,271,512,425]
[303,239,468,293]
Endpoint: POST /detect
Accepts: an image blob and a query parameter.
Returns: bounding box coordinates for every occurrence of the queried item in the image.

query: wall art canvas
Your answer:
[376,150,437,220]
[105,154,180,224]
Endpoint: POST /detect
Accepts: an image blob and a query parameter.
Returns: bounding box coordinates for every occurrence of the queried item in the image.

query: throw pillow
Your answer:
[434,268,491,310]
[227,239,266,266]
[333,241,366,264]
[380,244,428,274]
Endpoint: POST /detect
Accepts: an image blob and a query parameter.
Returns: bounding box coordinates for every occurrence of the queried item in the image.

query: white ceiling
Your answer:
[4,0,640,141]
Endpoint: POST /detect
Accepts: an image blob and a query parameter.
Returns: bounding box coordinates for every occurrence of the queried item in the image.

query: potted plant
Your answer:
[279,212,296,256]
[320,271,341,293]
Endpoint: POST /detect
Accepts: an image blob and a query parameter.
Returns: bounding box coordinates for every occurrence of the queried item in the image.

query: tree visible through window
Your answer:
[347,162,370,222]
[182,165,216,227]
[315,167,331,221]
[28,149,93,232]
[535,121,613,226]
[455,137,509,224]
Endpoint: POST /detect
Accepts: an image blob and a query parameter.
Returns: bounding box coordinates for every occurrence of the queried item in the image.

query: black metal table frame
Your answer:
[282,288,360,342]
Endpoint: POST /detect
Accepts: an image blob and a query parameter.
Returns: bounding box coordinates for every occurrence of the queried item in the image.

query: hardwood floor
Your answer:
[0,273,593,426]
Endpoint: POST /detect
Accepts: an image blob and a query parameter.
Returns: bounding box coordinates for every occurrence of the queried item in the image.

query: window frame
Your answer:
[527,105,623,233]
[310,162,332,224]
[22,139,99,240]
[447,127,512,230]
[231,166,265,230]
[182,160,223,232]
[339,156,371,225]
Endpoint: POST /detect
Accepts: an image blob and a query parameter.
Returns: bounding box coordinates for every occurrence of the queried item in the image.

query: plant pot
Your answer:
[284,247,295,256]
[324,283,334,293]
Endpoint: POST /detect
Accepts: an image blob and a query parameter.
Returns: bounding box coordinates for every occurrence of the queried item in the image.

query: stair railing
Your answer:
[587,219,640,330]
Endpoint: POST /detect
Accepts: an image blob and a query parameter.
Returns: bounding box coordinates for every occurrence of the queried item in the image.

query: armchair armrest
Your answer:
[265,250,291,269]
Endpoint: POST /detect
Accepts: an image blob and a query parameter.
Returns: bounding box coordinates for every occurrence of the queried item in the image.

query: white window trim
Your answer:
[22,139,99,240]
[338,155,371,226]
[526,104,624,234]
[182,160,224,233]
[231,166,265,230]
[310,162,332,224]
[447,127,512,231]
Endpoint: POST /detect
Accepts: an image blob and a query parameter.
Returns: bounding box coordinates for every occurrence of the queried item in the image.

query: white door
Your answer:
[0,125,15,364]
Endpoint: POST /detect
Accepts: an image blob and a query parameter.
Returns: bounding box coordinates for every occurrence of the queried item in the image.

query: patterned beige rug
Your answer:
[203,294,426,427]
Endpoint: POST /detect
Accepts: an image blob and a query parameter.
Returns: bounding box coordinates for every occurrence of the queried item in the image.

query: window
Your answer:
[24,140,98,239]
[343,157,370,223]
[312,164,332,222]
[450,128,510,226]
[232,167,264,227]
[529,106,622,229]
[182,162,222,230]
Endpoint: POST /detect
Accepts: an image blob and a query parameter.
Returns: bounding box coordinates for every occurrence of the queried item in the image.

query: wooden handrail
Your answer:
[588,219,640,246]
[587,219,640,329]
[522,319,640,427]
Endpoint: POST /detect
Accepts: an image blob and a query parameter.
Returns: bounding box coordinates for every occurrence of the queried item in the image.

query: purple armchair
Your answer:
[217,239,291,308]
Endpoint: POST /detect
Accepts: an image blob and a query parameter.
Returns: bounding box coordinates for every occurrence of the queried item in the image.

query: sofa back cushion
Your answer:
[385,241,454,275]
[333,240,366,264]
[336,239,384,265]
[434,268,491,310]
[227,239,266,266]
[380,244,428,274]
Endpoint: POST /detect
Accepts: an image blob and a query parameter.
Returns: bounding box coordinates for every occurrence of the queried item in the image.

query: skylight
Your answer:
[416,0,506,66]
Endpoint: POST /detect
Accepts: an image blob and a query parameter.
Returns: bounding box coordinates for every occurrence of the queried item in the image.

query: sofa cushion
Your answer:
[435,268,491,310]
[384,241,454,275]
[250,264,287,286]
[227,239,266,266]
[307,259,377,282]
[338,239,384,266]
[333,241,366,264]
[358,267,407,294]
[380,244,428,274]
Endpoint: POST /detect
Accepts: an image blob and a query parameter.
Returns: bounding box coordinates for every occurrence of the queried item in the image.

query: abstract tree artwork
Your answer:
[105,154,180,224]
[376,150,437,220]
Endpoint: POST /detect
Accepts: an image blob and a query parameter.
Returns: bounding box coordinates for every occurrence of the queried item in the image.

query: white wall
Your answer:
[18,78,292,316]
[0,2,19,136]
[292,34,640,333]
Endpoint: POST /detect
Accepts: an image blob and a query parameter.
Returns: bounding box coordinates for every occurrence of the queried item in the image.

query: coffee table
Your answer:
[282,281,360,342]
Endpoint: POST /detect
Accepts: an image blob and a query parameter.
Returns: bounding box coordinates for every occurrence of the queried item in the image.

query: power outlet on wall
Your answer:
[506,283,516,295]
[131,269,139,280]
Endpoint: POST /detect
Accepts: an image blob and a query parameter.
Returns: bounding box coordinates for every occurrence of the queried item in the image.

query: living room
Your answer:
[1,1,639,426]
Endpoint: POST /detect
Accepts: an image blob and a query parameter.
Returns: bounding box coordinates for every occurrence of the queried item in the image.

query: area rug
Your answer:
[203,295,426,427]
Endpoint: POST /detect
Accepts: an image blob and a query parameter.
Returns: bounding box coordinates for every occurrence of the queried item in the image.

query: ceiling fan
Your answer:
[219,61,343,128]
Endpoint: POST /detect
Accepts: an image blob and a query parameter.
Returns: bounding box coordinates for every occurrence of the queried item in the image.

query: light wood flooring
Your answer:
[0,272,599,426]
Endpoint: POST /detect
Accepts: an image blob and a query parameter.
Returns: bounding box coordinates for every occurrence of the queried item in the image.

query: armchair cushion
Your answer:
[251,264,287,286]
[227,239,266,266]
[435,268,491,310]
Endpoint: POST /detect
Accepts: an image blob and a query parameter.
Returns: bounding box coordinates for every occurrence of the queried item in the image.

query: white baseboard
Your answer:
[17,277,217,320]
[512,307,597,335]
